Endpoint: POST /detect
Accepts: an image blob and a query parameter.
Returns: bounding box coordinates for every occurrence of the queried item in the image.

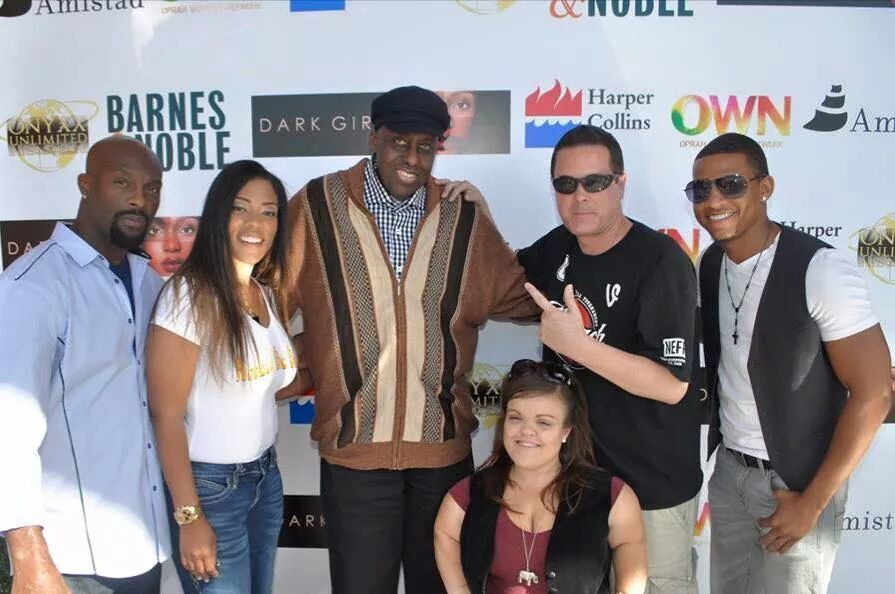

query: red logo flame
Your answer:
[525,80,582,117]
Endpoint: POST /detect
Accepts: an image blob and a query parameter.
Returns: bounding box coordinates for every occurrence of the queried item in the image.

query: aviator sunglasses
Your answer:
[684,174,766,204]
[552,173,622,195]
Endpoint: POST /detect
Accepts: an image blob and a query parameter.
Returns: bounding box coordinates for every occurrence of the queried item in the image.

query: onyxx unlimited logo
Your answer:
[852,214,895,286]
[1,99,99,172]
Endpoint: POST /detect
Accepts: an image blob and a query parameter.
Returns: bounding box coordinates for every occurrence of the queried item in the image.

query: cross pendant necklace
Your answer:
[723,226,773,345]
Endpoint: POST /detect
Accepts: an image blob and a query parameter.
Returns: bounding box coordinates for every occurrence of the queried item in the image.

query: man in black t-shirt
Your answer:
[518,125,702,594]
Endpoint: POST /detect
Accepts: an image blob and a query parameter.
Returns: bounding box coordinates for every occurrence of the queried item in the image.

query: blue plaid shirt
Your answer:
[363,158,427,278]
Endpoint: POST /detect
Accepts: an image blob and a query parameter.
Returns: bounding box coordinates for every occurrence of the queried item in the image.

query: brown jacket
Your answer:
[286,159,537,470]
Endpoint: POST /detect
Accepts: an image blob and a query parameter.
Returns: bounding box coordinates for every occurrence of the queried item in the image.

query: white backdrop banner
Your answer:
[1,1,893,592]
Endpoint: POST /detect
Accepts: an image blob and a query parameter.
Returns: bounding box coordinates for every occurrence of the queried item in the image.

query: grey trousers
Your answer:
[709,446,847,594]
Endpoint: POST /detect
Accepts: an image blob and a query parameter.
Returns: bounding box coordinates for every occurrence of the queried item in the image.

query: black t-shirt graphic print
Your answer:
[518,220,703,510]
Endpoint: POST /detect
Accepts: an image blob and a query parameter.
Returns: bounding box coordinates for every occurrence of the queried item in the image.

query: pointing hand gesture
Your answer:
[524,283,587,358]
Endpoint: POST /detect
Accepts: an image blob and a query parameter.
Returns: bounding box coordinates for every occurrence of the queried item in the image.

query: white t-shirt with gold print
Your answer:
[153,279,297,464]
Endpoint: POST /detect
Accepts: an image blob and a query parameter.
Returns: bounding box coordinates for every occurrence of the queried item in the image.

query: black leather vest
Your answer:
[700,224,847,491]
[459,468,612,594]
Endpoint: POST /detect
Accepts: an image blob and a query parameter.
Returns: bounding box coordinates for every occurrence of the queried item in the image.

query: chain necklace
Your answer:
[517,523,539,587]
[723,225,773,345]
[241,282,261,323]
[244,303,260,324]
[511,486,542,588]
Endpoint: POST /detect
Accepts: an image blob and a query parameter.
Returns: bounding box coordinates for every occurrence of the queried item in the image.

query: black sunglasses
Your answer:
[508,359,574,387]
[684,174,766,204]
[552,173,621,195]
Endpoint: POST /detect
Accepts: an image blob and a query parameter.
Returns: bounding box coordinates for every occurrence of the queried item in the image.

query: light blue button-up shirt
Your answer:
[0,223,170,577]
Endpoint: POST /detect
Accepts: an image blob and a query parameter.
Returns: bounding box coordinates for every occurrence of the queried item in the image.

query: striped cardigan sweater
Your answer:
[286,159,537,470]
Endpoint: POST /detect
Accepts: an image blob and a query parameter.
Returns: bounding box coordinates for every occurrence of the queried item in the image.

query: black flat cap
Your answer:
[371,85,450,138]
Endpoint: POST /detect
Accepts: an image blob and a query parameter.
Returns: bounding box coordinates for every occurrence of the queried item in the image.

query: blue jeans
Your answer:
[167,447,284,594]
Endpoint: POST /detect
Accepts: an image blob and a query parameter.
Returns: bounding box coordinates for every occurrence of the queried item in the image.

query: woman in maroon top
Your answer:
[434,360,647,594]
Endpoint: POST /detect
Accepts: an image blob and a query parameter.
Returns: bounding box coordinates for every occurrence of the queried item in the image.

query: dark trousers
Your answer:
[320,455,473,594]
[63,564,161,594]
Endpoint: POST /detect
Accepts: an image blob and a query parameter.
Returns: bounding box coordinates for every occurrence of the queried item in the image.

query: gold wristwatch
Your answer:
[173,504,202,526]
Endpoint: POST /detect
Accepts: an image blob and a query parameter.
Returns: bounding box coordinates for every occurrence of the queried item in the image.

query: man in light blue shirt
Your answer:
[0,136,171,594]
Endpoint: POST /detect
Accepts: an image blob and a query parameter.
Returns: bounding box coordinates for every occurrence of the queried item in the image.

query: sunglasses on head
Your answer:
[552,173,621,195]
[508,359,574,387]
[683,174,766,204]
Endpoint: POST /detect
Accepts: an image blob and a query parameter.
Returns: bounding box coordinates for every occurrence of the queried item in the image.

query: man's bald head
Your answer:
[75,136,164,259]
[83,135,162,180]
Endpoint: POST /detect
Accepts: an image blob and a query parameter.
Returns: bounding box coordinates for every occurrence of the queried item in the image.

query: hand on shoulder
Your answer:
[433,178,493,221]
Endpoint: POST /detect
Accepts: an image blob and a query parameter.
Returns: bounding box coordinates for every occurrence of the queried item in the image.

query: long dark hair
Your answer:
[478,359,597,513]
[163,160,290,378]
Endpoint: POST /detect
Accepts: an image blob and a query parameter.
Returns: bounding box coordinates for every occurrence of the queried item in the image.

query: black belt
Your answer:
[726,447,773,471]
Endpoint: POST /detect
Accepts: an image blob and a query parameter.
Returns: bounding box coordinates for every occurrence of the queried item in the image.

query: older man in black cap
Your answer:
[281,85,537,594]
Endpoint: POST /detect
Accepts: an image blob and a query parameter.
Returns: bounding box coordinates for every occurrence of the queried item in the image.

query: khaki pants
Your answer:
[642,495,700,594]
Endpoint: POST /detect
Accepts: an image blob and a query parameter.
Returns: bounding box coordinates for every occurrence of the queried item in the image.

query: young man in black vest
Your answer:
[690,132,892,593]
[519,125,703,594]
